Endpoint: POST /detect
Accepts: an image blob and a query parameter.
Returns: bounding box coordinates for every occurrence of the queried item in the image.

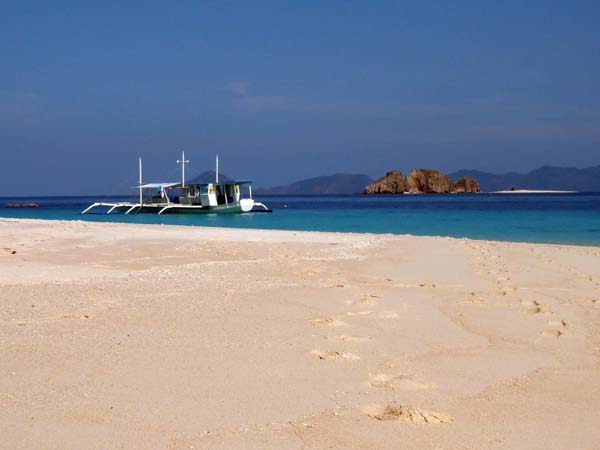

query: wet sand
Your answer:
[1,218,600,449]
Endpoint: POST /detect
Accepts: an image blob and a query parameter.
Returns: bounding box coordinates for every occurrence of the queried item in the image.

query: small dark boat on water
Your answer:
[6,202,40,208]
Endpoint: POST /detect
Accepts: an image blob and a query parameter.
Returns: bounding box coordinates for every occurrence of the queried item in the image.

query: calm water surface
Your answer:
[1,193,600,246]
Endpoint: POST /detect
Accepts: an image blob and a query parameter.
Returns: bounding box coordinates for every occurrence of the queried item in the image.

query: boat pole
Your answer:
[177,151,189,187]
[216,154,219,183]
[139,157,143,206]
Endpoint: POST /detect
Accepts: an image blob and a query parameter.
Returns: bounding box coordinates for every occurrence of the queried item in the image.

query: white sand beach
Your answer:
[1,218,600,449]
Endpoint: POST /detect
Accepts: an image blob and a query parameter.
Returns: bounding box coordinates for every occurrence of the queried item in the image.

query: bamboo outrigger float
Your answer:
[82,153,271,215]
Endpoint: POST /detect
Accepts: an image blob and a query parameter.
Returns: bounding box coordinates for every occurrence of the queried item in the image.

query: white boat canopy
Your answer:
[140,182,180,189]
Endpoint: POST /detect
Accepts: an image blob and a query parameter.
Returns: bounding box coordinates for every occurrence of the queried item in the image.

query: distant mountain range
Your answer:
[449,165,600,192]
[254,174,373,195]
[186,165,599,194]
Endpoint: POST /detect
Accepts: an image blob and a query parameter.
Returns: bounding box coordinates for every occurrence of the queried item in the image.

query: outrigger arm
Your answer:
[157,205,174,215]
[81,202,134,215]
[106,204,122,214]
[81,203,100,214]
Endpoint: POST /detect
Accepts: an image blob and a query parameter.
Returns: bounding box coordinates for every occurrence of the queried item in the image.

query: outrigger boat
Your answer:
[81,153,271,215]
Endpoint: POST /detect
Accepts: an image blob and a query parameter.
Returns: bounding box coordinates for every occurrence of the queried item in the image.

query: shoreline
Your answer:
[1,216,598,248]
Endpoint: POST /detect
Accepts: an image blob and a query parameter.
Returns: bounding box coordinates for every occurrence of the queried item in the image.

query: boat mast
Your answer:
[216,154,219,183]
[177,151,190,187]
[138,157,143,205]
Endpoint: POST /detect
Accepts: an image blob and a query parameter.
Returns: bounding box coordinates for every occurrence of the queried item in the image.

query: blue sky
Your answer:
[1,1,599,194]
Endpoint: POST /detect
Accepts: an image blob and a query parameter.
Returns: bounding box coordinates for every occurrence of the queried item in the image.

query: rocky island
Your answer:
[363,169,481,194]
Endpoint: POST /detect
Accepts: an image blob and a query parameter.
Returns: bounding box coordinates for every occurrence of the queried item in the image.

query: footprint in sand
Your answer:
[464,293,487,305]
[62,314,91,320]
[334,334,372,343]
[347,310,373,317]
[363,402,452,424]
[541,319,567,338]
[521,300,552,315]
[311,318,347,328]
[521,300,540,306]
[311,350,360,361]
[361,295,380,305]
[369,373,436,391]
[378,311,399,319]
[540,329,563,338]
[523,306,545,315]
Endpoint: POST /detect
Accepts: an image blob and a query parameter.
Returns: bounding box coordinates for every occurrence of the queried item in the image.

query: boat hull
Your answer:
[82,202,253,215]
[160,204,244,214]
[81,199,271,215]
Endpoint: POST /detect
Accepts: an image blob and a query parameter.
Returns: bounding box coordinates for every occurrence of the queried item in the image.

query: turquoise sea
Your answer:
[2,193,600,246]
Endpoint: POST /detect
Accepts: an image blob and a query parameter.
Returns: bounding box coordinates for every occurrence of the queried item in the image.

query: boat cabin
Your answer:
[179,180,254,207]
[140,182,180,204]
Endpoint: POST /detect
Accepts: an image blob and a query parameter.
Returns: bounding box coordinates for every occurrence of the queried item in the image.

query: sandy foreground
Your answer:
[1,219,600,450]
